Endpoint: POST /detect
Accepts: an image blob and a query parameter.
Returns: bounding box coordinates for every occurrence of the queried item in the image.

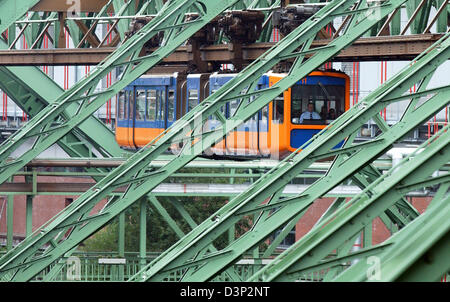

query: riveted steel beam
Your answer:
[0,3,124,160]
[335,196,450,282]
[0,34,443,65]
[131,31,450,282]
[0,0,241,186]
[0,0,251,281]
[0,65,124,159]
[0,0,425,282]
[0,0,40,36]
[251,125,450,281]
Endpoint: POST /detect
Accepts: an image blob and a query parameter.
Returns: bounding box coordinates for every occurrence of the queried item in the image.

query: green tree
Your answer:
[80,167,264,254]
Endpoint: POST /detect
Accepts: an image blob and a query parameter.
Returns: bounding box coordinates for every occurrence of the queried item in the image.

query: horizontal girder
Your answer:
[131,31,450,282]
[0,34,443,66]
[0,0,410,281]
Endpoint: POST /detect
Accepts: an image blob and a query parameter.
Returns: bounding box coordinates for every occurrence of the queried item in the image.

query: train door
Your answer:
[176,74,187,120]
[251,75,270,157]
[185,74,210,113]
[200,74,210,103]
[233,77,267,157]
[258,103,270,156]
[146,86,166,143]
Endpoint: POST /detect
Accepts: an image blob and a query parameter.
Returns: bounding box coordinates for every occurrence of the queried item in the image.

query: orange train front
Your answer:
[116,70,350,158]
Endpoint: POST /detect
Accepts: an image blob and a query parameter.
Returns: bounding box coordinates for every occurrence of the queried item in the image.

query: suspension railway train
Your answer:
[116,70,350,158]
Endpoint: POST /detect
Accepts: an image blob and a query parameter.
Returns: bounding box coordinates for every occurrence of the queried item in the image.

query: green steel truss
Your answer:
[0,0,408,281]
[5,0,277,51]
[0,0,415,281]
[2,1,422,280]
[0,0,267,281]
[0,0,447,282]
[340,197,449,282]
[0,64,124,159]
[0,0,124,161]
[127,31,450,282]
[250,125,450,281]
[3,0,447,53]
[0,0,40,38]
[335,184,450,281]
[0,0,274,164]
[0,0,241,186]
[4,0,160,50]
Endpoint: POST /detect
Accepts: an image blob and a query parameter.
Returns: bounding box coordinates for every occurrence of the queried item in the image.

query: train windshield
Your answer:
[291,83,345,125]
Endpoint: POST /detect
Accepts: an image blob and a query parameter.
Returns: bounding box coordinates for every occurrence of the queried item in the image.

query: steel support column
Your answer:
[0,0,427,281]
[251,126,450,281]
[132,32,450,282]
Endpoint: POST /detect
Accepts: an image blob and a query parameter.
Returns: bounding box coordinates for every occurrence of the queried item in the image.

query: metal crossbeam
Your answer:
[335,197,450,282]
[0,0,409,281]
[251,125,450,281]
[0,0,40,36]
[0,3,125,174]
[0,65,124,159]
[0,0,240,186]
[0,6,126,161]
[333,139,450,282]
[0,0,267,281]
[130,32,450,282]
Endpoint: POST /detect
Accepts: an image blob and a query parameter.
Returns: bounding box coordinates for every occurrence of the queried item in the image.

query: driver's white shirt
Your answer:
[299,111,321,123]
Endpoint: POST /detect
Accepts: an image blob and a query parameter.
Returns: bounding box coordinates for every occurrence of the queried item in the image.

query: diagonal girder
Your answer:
[0,3,124,159]
[0,0,253,280]
[0,0,408,281]
[0,65,124,159]
[0,0,40,36]
[250,125,450,281]
[0,0,241,186]
[332,140,450,282]
[334,195,450,282]
[130,31,450,282]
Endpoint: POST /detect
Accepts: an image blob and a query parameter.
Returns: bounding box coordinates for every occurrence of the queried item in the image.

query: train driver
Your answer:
[299,102,321,124]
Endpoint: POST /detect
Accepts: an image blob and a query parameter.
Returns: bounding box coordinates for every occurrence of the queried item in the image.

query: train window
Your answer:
[291,84,345,125]
[188,90,198,112]
[147,90,157,121]
[128,90,134,120]
[272,94,284,124]
[168,89,175,122]
[229,99,239,117]
[136,90,146,121]
[159,90,166,121]
[274,227,296,249]
[118,91,126,119]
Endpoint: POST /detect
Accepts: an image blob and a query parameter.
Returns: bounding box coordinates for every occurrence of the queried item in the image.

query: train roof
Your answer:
[140,73,177,78]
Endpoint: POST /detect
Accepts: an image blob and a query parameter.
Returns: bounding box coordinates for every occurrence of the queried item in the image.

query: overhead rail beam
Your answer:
[130,31,450,282]
[0,0,412,282]
[0,0,241,186]
[0,34,443,66]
